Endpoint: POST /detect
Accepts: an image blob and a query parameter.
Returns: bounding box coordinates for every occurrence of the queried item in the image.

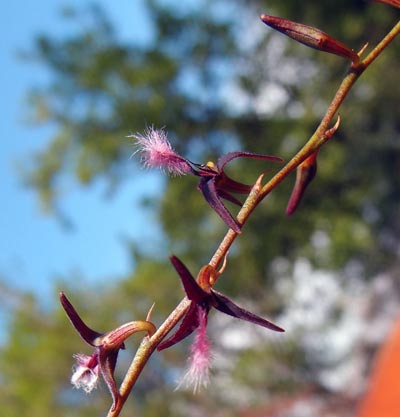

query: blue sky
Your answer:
[0,0,164,302]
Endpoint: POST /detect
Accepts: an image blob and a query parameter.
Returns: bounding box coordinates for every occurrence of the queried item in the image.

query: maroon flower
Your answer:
[192,152,282,233]
[60,292,156,410]
[157,256,284,352]
[132,127,282,233]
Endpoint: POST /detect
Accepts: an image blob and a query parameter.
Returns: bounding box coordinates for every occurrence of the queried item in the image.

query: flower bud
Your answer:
[260,14,359,64]
[371,0,400,7]
[286,150,318,216]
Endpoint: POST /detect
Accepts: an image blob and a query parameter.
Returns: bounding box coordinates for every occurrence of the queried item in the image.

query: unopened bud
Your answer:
[286,151,318,216]
[371,0,400,8]
[260,14,359,64]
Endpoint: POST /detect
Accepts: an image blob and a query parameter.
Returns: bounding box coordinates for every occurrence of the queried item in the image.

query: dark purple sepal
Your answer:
[60,292,102,346]
[216,189,244,206]
[98,349,121,411]
[217,151,282,171]
[157,303,207,351]
[170,256,208,302]
[211,290,284,332]
[199,179,242,233]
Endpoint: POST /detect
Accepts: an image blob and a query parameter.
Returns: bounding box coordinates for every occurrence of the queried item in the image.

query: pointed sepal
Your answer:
[170,256,209,302]
[60,292,102,346]
[198,178,242,233]
[157,303,207,351]
[211,290,284,332]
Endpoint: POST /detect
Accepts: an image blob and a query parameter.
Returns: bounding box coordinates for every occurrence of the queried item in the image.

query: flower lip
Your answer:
[131,126,192,176]
[71,353,100,393]
[176,308,212,393]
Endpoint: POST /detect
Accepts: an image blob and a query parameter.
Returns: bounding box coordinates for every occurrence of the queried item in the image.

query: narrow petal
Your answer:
[217,151,282,171]
[60,292,102,346]
[216,189,244,206]
[98,348,121,411]
[157,303,205,351]
[199,179,242,233]
[216,176,252,195]
[211,290,284,332]
[170,256,208,302]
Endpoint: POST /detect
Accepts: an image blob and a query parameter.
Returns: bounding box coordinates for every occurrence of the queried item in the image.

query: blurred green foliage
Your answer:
[2,0,400,416]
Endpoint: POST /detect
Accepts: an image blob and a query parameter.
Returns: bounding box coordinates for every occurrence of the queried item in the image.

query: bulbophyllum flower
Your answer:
[157,256,284,352]
[131,127,282,233]
[60,292,156,410]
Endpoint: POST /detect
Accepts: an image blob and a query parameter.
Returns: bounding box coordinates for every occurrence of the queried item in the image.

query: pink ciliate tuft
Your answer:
[176,308,213,393]
[71,353,99,393]
[130,127,191,176]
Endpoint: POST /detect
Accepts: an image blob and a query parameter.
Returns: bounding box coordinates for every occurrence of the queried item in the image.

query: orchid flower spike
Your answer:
[60,292,156,410]
[131,127,282,233]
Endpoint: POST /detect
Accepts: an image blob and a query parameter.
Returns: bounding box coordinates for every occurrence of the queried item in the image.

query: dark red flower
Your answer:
[157,256,284,351]
[132,127,282,233]
[60,292,155,410]
[192,152,282,233]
